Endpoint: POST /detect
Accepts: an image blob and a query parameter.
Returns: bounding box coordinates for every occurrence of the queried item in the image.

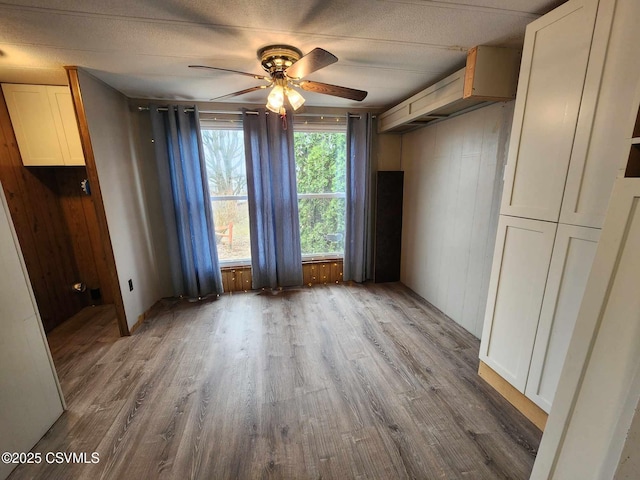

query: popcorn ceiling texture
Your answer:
[0,0,562,108]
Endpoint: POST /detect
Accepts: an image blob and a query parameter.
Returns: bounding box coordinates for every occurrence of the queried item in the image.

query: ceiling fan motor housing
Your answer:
[258,45,303,74]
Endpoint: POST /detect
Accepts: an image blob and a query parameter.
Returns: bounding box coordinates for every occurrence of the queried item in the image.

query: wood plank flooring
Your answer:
[8,283,541,480]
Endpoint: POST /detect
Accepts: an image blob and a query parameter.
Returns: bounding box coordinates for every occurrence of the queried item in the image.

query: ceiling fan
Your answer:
[189,45,368,114]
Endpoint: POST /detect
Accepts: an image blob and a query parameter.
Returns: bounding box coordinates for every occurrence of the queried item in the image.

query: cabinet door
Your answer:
[560,0,636,228]
[47,86,85,166]
[0,185,64,480]
[525,224,600,412]
[480,215,557,391]
[501,0,598,222]
[1,84,65,166]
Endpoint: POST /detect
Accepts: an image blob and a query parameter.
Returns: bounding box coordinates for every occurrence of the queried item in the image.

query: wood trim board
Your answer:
[478,361,548,431]
[65,67,129,336]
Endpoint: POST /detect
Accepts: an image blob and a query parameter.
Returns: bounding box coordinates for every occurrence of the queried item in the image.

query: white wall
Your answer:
[400,102,514,337]
[77,69,172,330]
[127,107,174,297]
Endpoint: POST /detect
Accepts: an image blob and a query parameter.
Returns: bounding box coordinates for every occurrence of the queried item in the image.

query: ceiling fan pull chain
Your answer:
[281,111,288,130]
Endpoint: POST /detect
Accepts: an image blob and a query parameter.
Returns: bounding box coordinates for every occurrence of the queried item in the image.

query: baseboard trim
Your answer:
[130,305,153,334]
[478,361,548,431]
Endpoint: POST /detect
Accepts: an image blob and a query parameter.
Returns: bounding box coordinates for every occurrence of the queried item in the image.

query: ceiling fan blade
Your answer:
[210,85,270,101]
[299,81,368,101]
[189,65,268,80]
[285,48,338,79]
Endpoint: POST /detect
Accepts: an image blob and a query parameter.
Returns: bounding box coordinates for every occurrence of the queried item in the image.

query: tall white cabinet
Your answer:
[480,0,620,418]
[0,183,64,480]
[530,0,640,473]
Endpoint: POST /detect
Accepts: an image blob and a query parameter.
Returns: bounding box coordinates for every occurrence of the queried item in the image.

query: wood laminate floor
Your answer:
[9,283,541,480]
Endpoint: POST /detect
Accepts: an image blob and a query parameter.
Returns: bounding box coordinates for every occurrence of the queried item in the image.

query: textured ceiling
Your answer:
[0,0,565,110]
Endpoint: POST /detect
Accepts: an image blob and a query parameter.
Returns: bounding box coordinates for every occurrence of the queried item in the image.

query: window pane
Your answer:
[201,129,251,263]
[298,196,345,255]
[294,131,346,257]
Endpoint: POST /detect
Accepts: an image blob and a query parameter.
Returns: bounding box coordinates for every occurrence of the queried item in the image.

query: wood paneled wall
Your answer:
[221,260,344,293]
[53,168,113,304]
[302,260,343,286]
[220,266,253,292]
[0,91,110,332]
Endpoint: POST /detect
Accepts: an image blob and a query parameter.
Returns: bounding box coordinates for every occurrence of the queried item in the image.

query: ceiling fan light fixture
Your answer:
[266,85,284,113]
[285,87,305,110]
[191,45,367,107]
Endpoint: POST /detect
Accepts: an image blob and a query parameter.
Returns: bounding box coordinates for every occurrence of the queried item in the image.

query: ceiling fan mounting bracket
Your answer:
[258,45,303,74]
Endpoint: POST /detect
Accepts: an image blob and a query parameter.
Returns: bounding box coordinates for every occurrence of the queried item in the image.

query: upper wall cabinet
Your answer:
[1,84,85,166]
[500,0,599,222]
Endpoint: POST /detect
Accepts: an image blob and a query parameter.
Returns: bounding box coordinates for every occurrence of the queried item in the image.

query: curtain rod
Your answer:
[136,106,368,118]
[137,106,252,114]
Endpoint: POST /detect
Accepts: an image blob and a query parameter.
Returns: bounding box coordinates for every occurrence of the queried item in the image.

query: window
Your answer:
[294,128,347,259]
[201,128,251,264]
[201,117,347,265]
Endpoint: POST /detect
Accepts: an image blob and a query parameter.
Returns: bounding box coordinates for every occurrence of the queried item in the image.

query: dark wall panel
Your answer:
[374,171,404,283]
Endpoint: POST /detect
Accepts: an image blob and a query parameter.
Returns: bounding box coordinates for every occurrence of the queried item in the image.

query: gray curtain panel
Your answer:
[149,105,223,298]
[344,113,374,282]
[243,109,303,289]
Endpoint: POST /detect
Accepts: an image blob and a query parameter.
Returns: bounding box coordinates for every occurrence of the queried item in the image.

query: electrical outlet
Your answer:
[128,279,133,291]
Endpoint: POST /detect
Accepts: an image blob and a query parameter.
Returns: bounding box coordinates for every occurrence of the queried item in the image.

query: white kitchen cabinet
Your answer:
[525,224,600,412]
[501,0,598,222]
[479,215,557,391]
[0,182,64,480]
[1,83,85,166]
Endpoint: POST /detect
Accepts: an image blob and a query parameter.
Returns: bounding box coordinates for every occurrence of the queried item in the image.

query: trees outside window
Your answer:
[294,131,346,257]
[201,128,251,262]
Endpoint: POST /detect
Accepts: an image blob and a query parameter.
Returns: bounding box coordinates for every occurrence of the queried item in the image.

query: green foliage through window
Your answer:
[294,131,346,256]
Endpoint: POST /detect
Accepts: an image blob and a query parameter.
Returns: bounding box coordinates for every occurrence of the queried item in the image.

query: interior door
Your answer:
[0,184,64,480]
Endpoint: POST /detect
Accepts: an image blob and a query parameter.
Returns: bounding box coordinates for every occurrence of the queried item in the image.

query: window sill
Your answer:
[220,261,251,270]
[302,255,344,264]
